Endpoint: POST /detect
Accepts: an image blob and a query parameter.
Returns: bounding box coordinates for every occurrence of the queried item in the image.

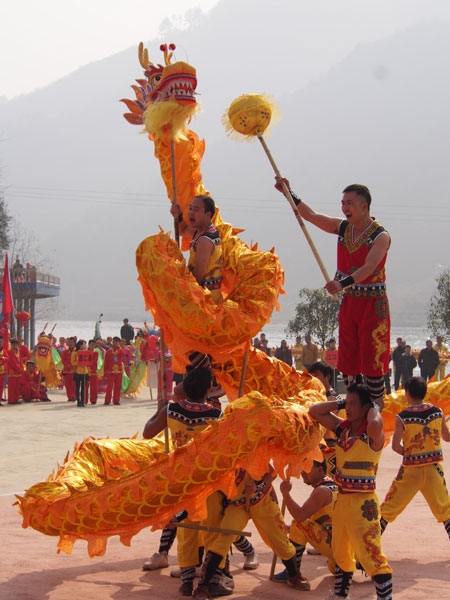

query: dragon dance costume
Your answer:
[336,219,390,403]
[381,403,450,539]
[332,419,392,599]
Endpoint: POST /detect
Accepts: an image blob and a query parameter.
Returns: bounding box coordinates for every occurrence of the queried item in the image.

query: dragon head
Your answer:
[121,43,198,129]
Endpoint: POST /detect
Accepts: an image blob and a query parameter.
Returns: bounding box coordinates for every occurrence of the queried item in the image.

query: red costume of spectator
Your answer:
[86,351,99,404]
[21,367,47,401]
[19,343,31,363]
[336,219,390,377]
[104,346,125,405]
[0,347,7,401]
[61,348,76,401]
[7,348,23,404]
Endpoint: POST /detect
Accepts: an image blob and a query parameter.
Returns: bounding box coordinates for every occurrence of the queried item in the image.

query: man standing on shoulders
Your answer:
[276,180,390,407]
[170,195,223,303]
[104,336,125,405]
[309,384,392,600]
[120,319,135,345]
[433,336,448,381]
[418,340,439,382]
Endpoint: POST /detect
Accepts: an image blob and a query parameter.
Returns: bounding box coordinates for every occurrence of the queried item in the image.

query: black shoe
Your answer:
[77,402,85,407]
[179,581,194,596]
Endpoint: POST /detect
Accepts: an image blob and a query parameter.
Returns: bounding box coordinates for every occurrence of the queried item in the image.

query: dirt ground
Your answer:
[1,389,450,599]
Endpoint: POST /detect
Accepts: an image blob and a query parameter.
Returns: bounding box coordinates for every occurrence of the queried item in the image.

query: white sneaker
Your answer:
[243,551,259,570]
[170,565,202,578]
[221,574,235,589]
[142,551,169,571]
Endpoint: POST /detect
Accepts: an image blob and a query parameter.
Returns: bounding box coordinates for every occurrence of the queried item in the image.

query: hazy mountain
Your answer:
[1,1,449,328]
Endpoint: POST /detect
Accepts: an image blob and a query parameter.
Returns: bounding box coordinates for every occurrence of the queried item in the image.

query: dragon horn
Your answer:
[138,42,155,70]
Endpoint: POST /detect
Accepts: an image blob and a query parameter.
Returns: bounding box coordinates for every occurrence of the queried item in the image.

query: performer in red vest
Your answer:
[104,336,125,405]
[0,335,8,404]
[86,339,99,404]
[275,180,390,407]
[7,338,24,404]
[61,337,76,402]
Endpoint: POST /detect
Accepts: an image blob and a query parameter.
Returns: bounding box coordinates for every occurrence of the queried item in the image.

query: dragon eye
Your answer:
[153,74,162,83]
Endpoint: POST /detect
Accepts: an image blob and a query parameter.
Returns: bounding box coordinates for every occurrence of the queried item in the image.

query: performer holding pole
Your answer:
[143,367,225,597]
[275,179,391,407]
[223,94,390,405]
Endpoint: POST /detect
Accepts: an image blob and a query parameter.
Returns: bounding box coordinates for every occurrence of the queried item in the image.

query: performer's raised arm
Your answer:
[309,398,344,431]
[366,403,385,451]
[275,176,341,234]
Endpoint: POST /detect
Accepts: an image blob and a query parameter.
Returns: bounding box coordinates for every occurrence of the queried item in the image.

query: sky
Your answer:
[3,0,450,101]
[1,0,219,100]
[2,0,450,325]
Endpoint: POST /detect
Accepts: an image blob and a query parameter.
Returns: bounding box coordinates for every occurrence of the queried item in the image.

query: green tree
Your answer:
[287,288,340,349]
[427,269,450,339]
[0,193,11,257]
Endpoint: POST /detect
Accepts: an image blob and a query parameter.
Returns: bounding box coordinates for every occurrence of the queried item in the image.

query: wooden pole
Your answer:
[158,328,170,454]
[177,522,252,537]
[170,139,180,248]
[256,132,338,303]
[269,477,290,580]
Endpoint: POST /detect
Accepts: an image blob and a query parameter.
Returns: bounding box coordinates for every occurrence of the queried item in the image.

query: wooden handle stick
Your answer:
[257,132,338,303]
[158,328,170,454]
[170,139,180,248]
[177,522,252,537]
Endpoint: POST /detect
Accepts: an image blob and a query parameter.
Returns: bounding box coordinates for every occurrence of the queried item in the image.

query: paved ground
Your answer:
[1,389,450,599]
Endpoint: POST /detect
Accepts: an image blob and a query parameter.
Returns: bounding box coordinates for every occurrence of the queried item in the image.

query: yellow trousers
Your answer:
[332,492,392,577]
[434,364,447,381]
[177,491,224,568]
[209,488,295,561]
[381,463,450,523]
[290,519,335,573]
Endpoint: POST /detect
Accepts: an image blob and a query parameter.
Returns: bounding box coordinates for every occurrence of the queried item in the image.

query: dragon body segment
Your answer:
[16,43,450,558]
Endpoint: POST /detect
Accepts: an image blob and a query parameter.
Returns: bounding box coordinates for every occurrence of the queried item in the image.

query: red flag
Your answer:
[1,253,14,323]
